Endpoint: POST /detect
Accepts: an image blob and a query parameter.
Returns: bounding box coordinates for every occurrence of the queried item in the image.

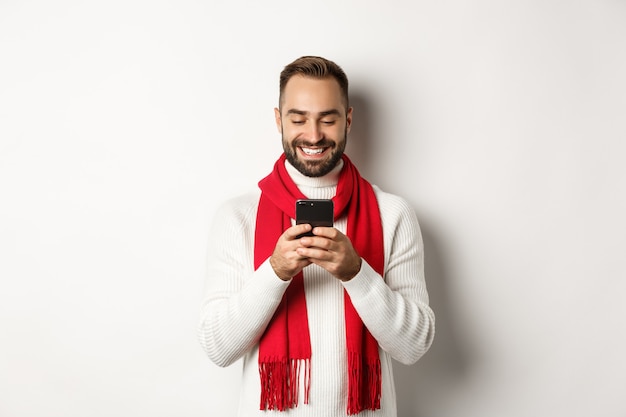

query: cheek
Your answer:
[281,126,298,140]
[329,124,347,139]
[281,127,303,146]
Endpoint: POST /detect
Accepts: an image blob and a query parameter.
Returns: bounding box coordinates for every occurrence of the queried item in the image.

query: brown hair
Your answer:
[279,56,349,109]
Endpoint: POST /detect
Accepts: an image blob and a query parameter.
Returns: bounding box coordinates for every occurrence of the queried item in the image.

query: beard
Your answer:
[282,128,348,178]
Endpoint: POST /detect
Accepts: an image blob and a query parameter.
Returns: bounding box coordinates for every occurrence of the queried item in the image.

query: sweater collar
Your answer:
[284,159,344,189]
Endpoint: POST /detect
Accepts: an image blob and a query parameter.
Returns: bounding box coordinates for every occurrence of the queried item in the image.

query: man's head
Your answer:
[275,56,353,178]
[278,56,350,111]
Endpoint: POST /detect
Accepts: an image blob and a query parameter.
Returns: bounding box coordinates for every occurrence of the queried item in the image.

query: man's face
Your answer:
[275,75,352,177]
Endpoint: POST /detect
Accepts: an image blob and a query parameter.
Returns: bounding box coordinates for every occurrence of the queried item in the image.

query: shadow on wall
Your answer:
[394,223,472,417]
[345,91,375,180]
[347,88,473,416]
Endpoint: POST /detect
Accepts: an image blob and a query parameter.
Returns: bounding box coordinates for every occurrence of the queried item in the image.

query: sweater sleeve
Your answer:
[197,193,290,367]
[341,191,435,365]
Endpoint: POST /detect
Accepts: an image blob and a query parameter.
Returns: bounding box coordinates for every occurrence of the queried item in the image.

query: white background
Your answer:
[1,1,625,416]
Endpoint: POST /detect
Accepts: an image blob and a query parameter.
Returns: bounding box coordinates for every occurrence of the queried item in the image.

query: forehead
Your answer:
[281,75,345,114]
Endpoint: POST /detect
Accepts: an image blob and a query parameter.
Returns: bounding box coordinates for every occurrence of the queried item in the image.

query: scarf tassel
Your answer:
[347,352,382,415]
[260,358,311,411]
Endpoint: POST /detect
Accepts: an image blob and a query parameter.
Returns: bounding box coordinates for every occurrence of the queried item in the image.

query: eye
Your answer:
[321,120,336,126]
[291,119,305,125]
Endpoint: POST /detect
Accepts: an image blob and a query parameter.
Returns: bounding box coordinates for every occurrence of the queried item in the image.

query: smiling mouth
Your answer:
[300,147,327,156]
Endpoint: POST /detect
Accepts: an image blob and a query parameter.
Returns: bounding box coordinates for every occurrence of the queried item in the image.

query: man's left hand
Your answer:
[296,227,362,282]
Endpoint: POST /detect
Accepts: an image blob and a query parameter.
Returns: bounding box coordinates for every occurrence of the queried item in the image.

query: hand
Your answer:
[296,227,362,282]
[269,224,313,281]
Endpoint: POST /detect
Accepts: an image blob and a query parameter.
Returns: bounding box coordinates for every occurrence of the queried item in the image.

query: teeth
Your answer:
[301,147,324,155]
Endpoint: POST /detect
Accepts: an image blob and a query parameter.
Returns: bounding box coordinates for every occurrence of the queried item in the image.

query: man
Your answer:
[198,56,435,416]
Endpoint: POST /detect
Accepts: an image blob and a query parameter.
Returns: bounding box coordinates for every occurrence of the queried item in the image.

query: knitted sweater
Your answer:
[198,160,435,417]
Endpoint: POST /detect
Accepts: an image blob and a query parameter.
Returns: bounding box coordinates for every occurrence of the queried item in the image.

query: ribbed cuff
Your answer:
[251,259,292,303]
[341,259,381,301]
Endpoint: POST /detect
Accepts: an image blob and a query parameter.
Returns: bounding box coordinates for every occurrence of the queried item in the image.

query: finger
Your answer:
[311,226,340,239]
[299,235,333,250]
[284,223,312,240]
[297,246,333,261]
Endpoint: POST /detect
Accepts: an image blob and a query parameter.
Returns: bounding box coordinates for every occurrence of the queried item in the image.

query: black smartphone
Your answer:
[295,199,334,238]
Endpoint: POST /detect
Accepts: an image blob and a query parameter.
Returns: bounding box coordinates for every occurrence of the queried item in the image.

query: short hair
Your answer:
[279,56,349,110]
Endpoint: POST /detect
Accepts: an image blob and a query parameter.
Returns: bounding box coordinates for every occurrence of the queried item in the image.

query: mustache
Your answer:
[292,139,336,148]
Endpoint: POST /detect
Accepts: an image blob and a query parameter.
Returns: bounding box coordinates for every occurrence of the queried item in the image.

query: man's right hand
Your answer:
[269,224,313,281]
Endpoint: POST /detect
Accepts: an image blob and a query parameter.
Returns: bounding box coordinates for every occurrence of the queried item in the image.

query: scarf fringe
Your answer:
[347,352,382,415]
[259,358,311,411]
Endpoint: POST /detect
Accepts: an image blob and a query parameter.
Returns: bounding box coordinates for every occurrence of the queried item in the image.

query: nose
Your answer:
[306,122,324,144]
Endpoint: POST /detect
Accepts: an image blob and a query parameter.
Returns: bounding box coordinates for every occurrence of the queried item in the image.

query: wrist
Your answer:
[269,256,293,281]
[339,258,362,282]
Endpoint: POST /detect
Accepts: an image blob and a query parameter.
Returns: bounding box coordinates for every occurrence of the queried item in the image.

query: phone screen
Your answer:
[295,199,334,237]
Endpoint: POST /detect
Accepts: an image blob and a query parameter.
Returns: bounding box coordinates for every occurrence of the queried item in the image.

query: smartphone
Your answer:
[295,199,334,238]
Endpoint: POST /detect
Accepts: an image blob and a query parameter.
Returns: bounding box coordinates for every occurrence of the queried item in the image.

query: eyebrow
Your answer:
[285,109,342,117]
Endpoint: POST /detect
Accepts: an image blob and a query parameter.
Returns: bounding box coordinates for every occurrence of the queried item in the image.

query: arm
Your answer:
[197,195,290,367]
[341,193,435,365]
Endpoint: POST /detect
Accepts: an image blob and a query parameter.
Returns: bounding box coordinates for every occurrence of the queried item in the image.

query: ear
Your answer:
[274,107,282,133]
[346,107,353,134]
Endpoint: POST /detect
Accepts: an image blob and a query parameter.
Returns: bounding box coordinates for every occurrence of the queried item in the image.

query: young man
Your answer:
[198,56,435,416]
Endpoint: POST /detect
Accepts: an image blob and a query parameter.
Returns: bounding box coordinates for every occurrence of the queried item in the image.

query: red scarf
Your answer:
[254,154,384,415]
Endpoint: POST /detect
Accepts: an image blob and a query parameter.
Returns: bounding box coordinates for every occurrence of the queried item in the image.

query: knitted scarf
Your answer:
[254,154,384,415]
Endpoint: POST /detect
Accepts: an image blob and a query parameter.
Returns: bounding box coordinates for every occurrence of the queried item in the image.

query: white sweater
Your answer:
[198,160,435,417]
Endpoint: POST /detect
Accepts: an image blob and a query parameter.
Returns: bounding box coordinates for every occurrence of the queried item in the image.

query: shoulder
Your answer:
[370,186,424,268]
[372,185,418,223]
[371,185,422,245]
[216,190,260,213]
[211,190,261,233]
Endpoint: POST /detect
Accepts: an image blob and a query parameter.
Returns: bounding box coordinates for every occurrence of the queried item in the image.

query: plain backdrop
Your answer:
[1,1,625,416]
